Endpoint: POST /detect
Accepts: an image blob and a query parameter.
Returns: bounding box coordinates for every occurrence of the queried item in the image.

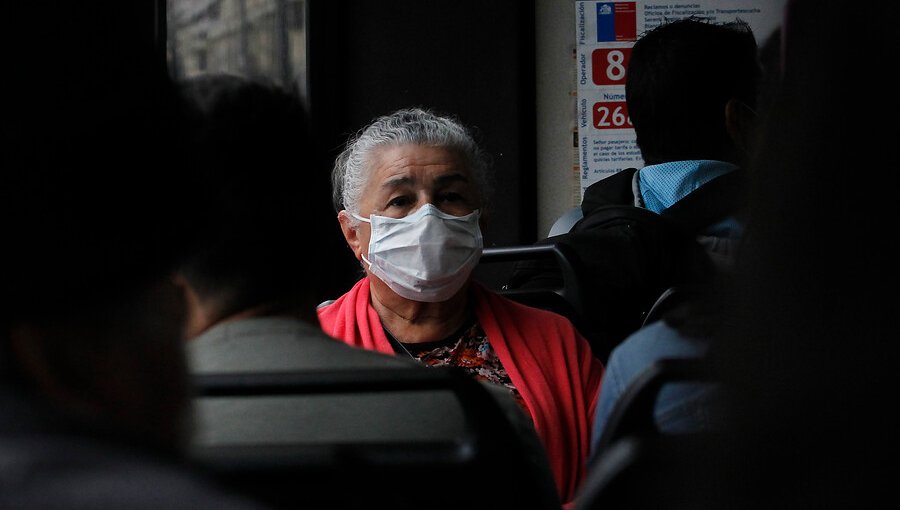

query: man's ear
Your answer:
[172,273,211,340]
[8,323,80,408]
[725,98,757,155]
[9,282,193,452]
[337,210,363,261]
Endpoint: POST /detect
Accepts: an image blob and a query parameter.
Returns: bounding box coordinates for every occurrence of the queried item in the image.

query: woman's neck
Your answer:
[369,277,472,344]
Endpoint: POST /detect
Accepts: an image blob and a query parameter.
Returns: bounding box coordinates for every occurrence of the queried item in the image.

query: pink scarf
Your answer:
[318,278,604,505]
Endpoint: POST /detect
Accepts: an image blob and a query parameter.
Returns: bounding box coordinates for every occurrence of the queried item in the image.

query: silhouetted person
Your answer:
[0,7,268,508]
[509,17,761,363]
[589,18,779,452]
[575,2,900,508]
[708,0,900,506]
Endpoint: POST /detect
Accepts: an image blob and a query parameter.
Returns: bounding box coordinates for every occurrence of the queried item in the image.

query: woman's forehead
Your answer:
[366,144,472,186]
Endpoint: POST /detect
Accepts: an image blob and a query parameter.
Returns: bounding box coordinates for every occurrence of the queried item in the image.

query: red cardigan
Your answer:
[317,278,604,505]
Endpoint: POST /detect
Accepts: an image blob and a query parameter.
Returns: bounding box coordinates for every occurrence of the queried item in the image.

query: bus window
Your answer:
[166,0,308,101]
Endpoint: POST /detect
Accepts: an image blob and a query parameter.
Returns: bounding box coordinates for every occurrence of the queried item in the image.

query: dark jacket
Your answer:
[507,168,742,363]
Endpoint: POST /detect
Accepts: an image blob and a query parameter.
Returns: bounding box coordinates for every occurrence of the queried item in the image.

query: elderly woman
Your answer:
[317,108,604,505]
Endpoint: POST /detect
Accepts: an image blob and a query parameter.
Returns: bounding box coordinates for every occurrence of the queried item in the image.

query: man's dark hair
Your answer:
[626,17,761,165]
[178,74,342,319]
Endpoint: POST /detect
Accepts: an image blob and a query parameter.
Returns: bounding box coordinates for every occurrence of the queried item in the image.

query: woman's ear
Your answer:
[337,210,364,261]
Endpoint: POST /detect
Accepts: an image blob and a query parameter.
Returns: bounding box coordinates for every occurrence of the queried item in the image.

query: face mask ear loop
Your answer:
[349,212,373,267]
[350,212,371,224]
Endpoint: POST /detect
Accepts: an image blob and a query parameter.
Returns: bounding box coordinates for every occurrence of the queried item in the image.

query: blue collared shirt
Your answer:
[638,160,738,214]
[638,160,742,239]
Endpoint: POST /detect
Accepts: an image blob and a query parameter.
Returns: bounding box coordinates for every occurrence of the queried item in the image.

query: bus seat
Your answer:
[575,358,722,510]
[189,366,562,510]
[478,243,593,354]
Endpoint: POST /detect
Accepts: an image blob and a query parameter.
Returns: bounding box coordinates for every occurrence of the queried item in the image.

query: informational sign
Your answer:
[575,0,785,196]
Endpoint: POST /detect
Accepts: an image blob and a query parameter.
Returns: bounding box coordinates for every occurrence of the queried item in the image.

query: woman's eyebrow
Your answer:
[379,175,415,191]
[434,173,469,186]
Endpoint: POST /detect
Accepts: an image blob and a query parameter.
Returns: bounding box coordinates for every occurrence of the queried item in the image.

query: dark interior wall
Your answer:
[6,2,164,80]
[144,0,534,295]
[308,0,537,252]
[5,1,534,301]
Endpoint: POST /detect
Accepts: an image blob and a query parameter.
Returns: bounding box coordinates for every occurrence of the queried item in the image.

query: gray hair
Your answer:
[331,108,491,219]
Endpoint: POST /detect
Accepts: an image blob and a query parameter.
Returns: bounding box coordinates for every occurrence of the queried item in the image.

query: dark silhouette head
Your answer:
[705,0,899,505]
[177,74,342,324]
[626,17,761,165]
[0,3,199,454]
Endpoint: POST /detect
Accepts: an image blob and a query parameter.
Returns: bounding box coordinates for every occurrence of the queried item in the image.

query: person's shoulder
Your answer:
[189,316,417,372]
[1,432,268,510]
[610,320,708,369]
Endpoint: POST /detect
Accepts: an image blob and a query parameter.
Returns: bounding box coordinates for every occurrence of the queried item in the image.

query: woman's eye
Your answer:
[387,196,412,208]
[438,192,463,203]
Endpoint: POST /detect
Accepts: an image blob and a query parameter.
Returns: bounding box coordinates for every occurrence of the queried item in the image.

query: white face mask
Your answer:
[352,204,483,302]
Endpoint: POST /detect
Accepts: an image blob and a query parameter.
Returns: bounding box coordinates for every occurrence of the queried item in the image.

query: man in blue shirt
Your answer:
[588,17,763,455]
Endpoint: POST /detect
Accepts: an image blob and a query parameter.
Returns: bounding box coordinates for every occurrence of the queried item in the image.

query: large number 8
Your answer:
[606,50,626,82]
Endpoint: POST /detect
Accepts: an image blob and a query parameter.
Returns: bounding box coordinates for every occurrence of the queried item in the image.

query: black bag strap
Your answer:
[572,202,663,233]
[579,167,638,215]
[577,167,743,236]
